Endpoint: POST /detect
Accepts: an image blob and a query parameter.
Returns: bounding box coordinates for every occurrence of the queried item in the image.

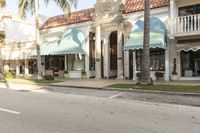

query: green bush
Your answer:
[43,75,54,80]
[64,70,68,74]
[136,72,141,78]
[4,71,16,79]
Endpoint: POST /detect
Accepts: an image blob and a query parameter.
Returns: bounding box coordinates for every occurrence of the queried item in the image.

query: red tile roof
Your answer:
[40,0,169,29]
[124,0,170,14]
[40,8,94,29]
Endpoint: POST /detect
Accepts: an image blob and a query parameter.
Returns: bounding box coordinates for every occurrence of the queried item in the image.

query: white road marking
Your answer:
[0,108,21,115]
[109,92,125,99]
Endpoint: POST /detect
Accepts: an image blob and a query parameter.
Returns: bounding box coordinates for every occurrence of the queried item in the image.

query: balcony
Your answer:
[176,14,200,37]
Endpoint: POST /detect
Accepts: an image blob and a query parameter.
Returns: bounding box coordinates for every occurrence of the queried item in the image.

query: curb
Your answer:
[49,84,200,97]
[1,81,200,97]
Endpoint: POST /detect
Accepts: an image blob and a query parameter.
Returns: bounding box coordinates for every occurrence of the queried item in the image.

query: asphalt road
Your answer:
[0,88,200,133]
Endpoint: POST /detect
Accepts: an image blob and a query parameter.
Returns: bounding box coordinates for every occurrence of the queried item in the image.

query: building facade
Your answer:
[169,0,200,80]
[0,13,37,77]
[38,0,171,80]
[2,0,200,81]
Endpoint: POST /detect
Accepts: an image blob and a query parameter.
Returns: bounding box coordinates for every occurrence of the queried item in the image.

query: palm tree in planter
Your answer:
[171,58,178,80]
[139,0,152,85]
[18,0,77,79]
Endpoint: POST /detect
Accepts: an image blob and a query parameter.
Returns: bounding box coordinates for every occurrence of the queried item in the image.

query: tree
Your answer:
[0,0,6,73]
[0,0,6,8]
[140,0,152,85]
[18,0,77,79]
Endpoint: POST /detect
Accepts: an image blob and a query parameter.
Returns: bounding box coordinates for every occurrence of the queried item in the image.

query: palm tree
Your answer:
[140,0,152,85]
[0,0,6,8]
[18,0,77,79]
[0,0,6,73]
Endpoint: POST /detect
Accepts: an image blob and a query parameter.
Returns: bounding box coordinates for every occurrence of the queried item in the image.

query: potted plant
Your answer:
[64,70,69,78]
[155,71,164,81]
[171,58,179,80]
[136,72,141,80]
[81,69,87,79]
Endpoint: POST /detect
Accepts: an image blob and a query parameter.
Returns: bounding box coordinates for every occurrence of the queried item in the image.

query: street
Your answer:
[0,86,200,133]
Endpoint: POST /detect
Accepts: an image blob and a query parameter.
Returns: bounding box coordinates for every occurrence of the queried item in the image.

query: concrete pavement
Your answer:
[51,78,200,89]
[0,88,200,133]
[1,80,200,107]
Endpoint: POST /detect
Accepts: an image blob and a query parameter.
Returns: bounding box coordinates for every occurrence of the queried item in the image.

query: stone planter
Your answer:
[156,76,164,81]
[64,74,69,78]
[171,75,179,80]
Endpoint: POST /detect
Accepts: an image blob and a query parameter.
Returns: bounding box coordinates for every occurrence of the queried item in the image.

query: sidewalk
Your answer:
[51,78,200,88]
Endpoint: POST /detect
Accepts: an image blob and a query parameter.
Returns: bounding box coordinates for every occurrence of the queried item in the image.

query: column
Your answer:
[170,0,176,35]
[165,49,170,81]
[41,56,45,76]
[124,50,129,78]
[104,31,109,78]
[25,59,29,76]
[16,60,20,76]
[85,31,90,78]
[132,51,137,80]
[117,24,124,78]
[64,55,68,71]
[95,25,101,78]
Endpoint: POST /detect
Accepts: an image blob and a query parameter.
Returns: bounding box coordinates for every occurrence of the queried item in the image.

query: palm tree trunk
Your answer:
[140,0,152,85]
[35,0,42,79]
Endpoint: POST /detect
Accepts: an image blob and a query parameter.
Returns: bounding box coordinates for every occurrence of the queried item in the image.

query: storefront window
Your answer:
[68,54,85,71]
[110,31,117,70]
[89,32,95,71]
[45,56,64,70]
[28,59,37,74]
[136,48,165,71]
[181,50,200,77]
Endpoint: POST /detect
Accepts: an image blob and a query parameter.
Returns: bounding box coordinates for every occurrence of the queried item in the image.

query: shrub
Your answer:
[172,58,177,75]
[4,71,16,79]
[155,72,164,77]
[136,72,141,78]
[64,70,68,74]
[81,69,86,79]
[43,75,54,80]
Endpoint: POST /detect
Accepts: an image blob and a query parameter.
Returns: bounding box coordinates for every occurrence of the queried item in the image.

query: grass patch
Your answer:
[31,79,61,84]
[106,84,200,93]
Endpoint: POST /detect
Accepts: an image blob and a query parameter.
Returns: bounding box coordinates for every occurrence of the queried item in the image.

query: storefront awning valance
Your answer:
[124,17,167,50]
[176,39,200,52]
[176,42,200,52]
[51,28,86,55]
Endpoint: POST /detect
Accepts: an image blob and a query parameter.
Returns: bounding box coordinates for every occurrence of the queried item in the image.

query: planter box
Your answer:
[171,75,179,80]
[156,76,164,81]
[64,74,69,79]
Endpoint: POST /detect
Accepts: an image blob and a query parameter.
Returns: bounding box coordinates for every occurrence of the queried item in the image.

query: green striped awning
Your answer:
[31,41,59,56]
[124,17,167,50]
[52,28,86,55]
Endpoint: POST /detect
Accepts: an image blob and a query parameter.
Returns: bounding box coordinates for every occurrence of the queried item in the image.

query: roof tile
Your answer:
[40,0,169,29]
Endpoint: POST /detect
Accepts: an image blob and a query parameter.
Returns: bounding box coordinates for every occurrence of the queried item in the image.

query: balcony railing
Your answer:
[177,14,200,34]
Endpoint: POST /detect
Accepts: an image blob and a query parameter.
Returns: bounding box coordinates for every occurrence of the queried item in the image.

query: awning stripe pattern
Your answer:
[124,17,167,50]
[31,28,86,56]
[51,28,86,55]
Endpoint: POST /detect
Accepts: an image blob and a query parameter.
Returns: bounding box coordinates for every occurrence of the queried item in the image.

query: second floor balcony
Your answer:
[176,14,200,37]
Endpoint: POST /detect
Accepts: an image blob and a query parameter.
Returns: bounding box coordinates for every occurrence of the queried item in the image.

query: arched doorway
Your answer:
[109,31,117,77]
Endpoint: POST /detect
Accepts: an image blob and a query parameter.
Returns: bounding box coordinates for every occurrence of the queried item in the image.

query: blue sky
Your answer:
[4,0,96,22]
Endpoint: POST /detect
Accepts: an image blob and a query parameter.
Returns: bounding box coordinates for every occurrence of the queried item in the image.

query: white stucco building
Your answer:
[1,0,200,81]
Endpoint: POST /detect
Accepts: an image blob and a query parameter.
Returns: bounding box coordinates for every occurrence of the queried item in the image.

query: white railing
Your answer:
[177,14,200,33]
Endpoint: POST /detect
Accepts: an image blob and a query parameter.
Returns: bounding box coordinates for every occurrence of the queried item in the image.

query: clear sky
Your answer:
[4,0,96,23]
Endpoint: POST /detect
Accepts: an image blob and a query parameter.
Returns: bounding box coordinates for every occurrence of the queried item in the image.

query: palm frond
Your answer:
[0,0,6,8]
